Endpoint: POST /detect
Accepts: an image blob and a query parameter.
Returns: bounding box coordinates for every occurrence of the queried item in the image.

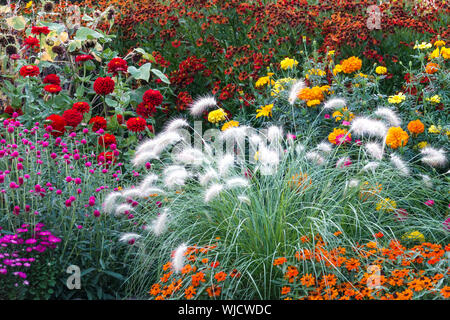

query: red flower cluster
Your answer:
[98,133,117,148]
[43,74,61,86]
[176,91,193,111]
[23,36,40,49]
[143,89,163,106]
[62,109,83,128]
[72,102,90,114]
[44,84,62,94]
[75,54,94,63]
[107,57,128,75]
[31,26,50,35]
[19,65,39,77]
[89,116,107,132]
[136,102,156,119]
[126,117,147,132]
[45,114,66,137]
[93,77,115,95]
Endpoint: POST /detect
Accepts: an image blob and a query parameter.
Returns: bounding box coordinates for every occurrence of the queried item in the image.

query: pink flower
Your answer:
[425,200,435,207]
[324,114,330,119]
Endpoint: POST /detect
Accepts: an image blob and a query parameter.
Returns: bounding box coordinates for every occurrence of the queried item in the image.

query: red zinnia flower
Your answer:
[72,102,90,114]
[93,77,115,95]
[142,89,163,106]
[44,84,62,94]
[89,116,107,132]
[62,109,83,128]
[31,26,50,35]
[4,106,23,116]
[43,74,61,85]
[97,151,116,167]
[107,57,128,75]
[171,40,181,48]
[136,102,156,119]
[115,114,124,124]
[126,117,146,132]
[98,133,117,148]
[45,114,66,137]
[23,36,40,49]
[20,65,39,77]
[75,54,94,63]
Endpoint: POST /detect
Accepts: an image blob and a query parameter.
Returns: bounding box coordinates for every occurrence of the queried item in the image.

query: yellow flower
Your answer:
[428,125,442,134]
[328,128,351,145]
[208,108,227,124]
[441,47,450,59]
[25,1,33,8]
[255,76,275,88]
[375,66,387,75]
[402,231,425,242]
[414,42,432,50]
[306,99,321,107]
[333,64,343,75]
[327,50,335,56]
[417,141,428,149]
[388,92,406,104]
[376,198,397,212]
[425,95,441,104]
[221,120,239,131]
[271,78,295,96]
[253,151,259,161]
[434,40,446,47]
[256,104,273,118]
[280,57,298,70]
[385,127,409,149]
[305,68,326,79]
[429,47,440,59]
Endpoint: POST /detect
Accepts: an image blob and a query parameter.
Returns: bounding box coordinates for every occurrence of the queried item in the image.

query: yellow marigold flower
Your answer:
[375,66,387,75]
[328,128,351,145]
[320,85,330,92]
[376,198,397,212]
[298,86,325,102]
[280,57,298,70]
[385,127,409,149]
[255,76,275,88]
[434,40,446,47]
[402,231,425,242]
[340,56,362,74]
[332,107,354,122]
[271,78,295,96]
[306,99,321,107]
[441,47,450,59]
[327,50,335,56]
[407,119,425,135]
[25,1,33,8]
[428,125,442,134]
[414,42,432,50]
[333,64,343,75]
[355,72,368,78]
[388,92,406,104]
[425,95,441,104]
[208,108,227,124]
[417,141,428,149]
[429,47,440,59]
[221,120,239,131]
[256,104,273,118]
[305,68,326,79]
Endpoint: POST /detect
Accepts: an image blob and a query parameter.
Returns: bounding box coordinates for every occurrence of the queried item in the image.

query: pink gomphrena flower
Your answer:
[88,196,96,206]
[145,162,151,169]
[73,154,80,160]
[96,129,105,135]
[56,189,62,195]
[65,176,72,182]
[425,199,435,207]
[80,139,87,144]
[324,114,331,119]
[74,178,82,184]
[69,132,76,138]
[77,225,83,229]
[85,161,92,167]
[93,210,101,217]
[109,144,117,150]
[113,150,120,156]
[82,128,89,134]
[77,188,82,194]
[443,218,450,231]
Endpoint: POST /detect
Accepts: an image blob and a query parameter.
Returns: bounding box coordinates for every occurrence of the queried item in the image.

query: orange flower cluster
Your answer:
[340,56,362,74]
[385,127,409,149]
[297,86,329,107]
[275,235,450,300]
[148,243,240,300]
[407,119,425,135]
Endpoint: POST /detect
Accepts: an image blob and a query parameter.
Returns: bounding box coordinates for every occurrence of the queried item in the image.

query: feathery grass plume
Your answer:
[199,168,219,186]
[336,157,352,169]
[119,233,141,243]
[151,209,169,236]
[295,144,306,155]
[288,80,306,105]
[115,203,133,216]
[258,146,280,166]
[122,188,143,199]
[218,154,235,176]
[237,195,251,205]
[221,126,249,142]
[138,173,159,191]
[141,187,166,196]
[390,154,410,176]
[419,174,433,188]
[249,134,263,146]
[316,142,333,154]
[350,117,388,138]
[102,192,122,214]
[132,151,158,167]
[150,131,184,157]
[135,138,159,156]
[323,97,346,110]
[163,118,189,132]
[344,179,360,194]
[189,95,217,116]
[421,147,447,168]
[205,184,224,203]
[375,107,401,127]
[361,161,380,172]
[267,126,283,144]
[175,147,205,166]
[172,243,188,273]
[163,165,189,188]
[225,177,249,189]
[305,151,325,165]
[365,142,384,160]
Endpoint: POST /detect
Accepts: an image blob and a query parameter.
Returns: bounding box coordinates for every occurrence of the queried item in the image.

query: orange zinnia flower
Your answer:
[214,271,227,282]
[281,286,291,295]
[185,285,196,299]
[425,62,439,74]
[206,285,222,297]
[273,257,287,265]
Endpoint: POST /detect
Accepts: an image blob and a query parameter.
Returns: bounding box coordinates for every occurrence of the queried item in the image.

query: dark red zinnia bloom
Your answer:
[43,74,61,85]
[24,36,40,49]
[75,54,94,63]
[136,102,156,119]
[44,84,62,94]
[62,109,83,128]
[31,26,50,35]
[4,106,23,116]
[72,102,90,114]
[107,57,128,75]
[142,89,163,106]
[45,114,66,137]
[89,116,107,132]
[126,117,147,132]
[93,77,115,95]
[19,65,40,77]
[98,133,117,148]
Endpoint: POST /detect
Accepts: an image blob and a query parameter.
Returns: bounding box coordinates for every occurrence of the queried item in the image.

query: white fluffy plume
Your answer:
[138,173,159,191]
[323,97,346,110]
[189,96,217,116]
[218,154,235,176]
[305,151,325,165]
[288,80,306,105]
[350,117,388,138]
[164,118,189,132]
[172,243,188,273]
[361,161,379,172]
[419,174,433,188]
[204,183,224,203]
[375,107,401,127]
[199,168,219,186]
[225,177,249,189]
[390,154,410,176]
[119,233,141,243]
[267,126,283,144]
[122,188,143,199]
[365,142,384,160]
[421,147,447,168]
[163,165,189,188]
[175,147,205,166]
[316,142,333,154]
[151,209,169,236]
[102,192,122,214]
[115,203,133,216]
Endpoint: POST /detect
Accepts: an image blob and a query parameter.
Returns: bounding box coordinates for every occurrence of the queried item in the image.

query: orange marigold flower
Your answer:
[407,119,425,135]
[163,262,172,271]
[340,56,362,74]
[385,127,409,149]
[425,62,439,74]
[298,86,325,103]
[273,257,287,266]
[328,128,351,145]
[181,264,192,274]
[285,266,299,283]
[191,272,206,287]
[214,271,227,282]
[149,283,161,296]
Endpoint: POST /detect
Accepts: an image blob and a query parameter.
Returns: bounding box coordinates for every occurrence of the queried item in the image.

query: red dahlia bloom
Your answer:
[126,117,147,132]
[24,36,40,49]
[75,54,94,63]
[45,114,66,137]
[98,133,117,148]
[20,65,40,77]
[142,89,163,106]
[72,102,90,114]
[89,116,107,132]
[62,109,83,128]
[44,84,62,94]
[31,26,50,35]
[136,102,156,119]
[93,77,115,95]
[43,74,61,85]
[107,57,128,75]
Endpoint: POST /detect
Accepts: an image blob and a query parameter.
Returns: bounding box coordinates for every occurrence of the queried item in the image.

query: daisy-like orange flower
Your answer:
[185,286,196,299]
[281,286,291,295]
[214,271,227,282]
[440,286,450,299]
[300,274,315,287]
[273,257,287,266]
[206,285,222,297]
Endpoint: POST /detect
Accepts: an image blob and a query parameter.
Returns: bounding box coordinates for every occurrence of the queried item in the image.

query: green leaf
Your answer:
[105,96,118,108]
[128,63,152,82]
[151,68,170,84]
[74,27,103,41]
[6,16,28,30]
[134,48,156,63]
[103,270,125,281]
[67,40,82,52]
